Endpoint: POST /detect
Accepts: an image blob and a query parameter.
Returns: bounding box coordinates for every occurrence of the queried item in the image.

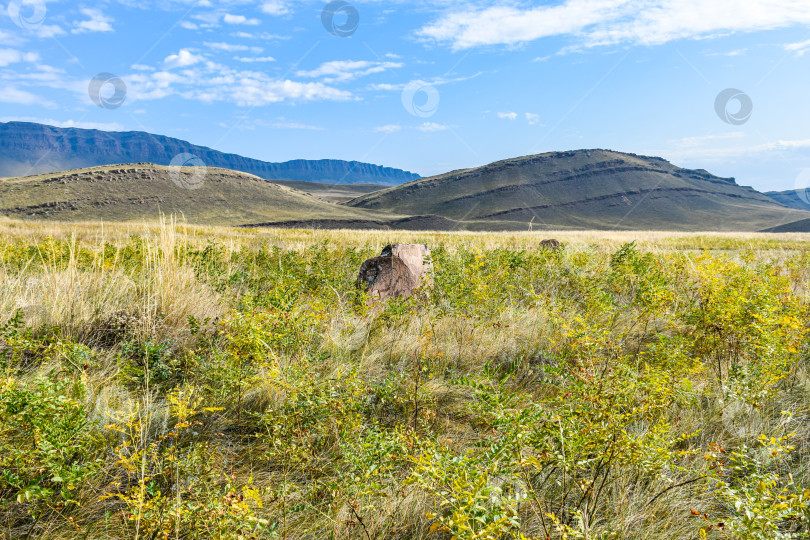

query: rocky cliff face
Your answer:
[0,122,420,185]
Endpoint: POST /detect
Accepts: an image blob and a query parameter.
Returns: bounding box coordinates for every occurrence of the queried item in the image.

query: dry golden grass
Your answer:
[4,215,810,248]
[0,218,221,345]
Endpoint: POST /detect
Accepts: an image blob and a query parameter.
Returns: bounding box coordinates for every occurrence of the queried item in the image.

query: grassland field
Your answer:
[2,217,810,539]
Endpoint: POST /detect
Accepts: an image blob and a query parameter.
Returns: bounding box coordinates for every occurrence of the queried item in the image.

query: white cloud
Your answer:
[125,70,186,101]
[271,121,323,130]
[72,8,114,34]
[785,39,810,56]
[223,14,261,26]
[0,87,53,106]
[297,60,403,83]
[418,122,449,132]
[1,64,67,90]
[226,79,352,106]
[231,31,289,40]
[204,42,262,53]
[180,21,199,30]
[497,111,542,124]
[705,48,748,56]
[192,12,220,26]
[126,61,353,106]
[418,1,810,51]
[221,117,324,131]
[163,49,205,69]
[0,29,26,47]
[663,133,810,161]
[771,139,810,150]
[234,56,276,63]
[375,124,403,133]
[674,132,747,147]
[0,117,124,130]
[34,25,65,38]
[368,72,482,92]
[261,1,290,16]
[525,112,541,125]
[0,49,40,67]
[368,83,401,91]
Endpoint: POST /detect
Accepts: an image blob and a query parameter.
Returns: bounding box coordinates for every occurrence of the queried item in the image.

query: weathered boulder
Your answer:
[380,243,432,286]
[540,238,562,250]
[357,243,432,300]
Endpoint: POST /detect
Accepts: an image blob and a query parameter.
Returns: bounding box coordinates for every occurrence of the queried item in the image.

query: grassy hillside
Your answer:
[2,219,810,539]
[349,149,809,231]
[0,164,389,226]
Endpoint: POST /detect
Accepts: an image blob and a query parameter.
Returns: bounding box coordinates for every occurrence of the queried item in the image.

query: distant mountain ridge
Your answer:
[763,189,810,211]
[0,122,420,185]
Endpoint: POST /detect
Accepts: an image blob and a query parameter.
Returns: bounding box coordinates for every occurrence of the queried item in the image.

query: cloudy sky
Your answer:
[2,0,810,190]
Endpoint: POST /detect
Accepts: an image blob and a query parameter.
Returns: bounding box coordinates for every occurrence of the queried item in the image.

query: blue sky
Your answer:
[1,0,810,191]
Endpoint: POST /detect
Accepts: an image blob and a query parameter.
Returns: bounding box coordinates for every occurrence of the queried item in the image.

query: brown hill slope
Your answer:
[348,150,808,231]
[0,164,388,226]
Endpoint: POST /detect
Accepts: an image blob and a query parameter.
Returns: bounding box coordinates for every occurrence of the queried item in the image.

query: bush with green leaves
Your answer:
[0,372,104,530]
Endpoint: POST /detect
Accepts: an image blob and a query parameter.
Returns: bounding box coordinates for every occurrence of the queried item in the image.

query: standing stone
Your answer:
[357,243,432,300]
[380,244,432,286]
[540,239,562,250]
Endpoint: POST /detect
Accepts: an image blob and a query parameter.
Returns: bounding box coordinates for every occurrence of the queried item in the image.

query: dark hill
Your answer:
[761,218,810,233]
[348,149,808,231]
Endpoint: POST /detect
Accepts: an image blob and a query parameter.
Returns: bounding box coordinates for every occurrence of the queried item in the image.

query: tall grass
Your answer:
[1,219,809,539]
[0,218,220,344]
